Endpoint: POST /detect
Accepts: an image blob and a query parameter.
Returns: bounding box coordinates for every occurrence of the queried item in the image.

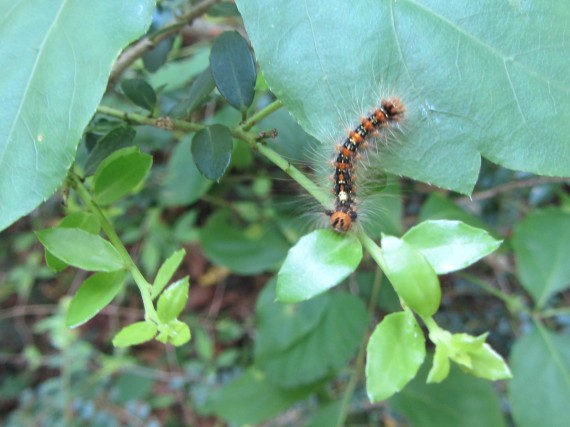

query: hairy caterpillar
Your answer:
[326,98,405,232]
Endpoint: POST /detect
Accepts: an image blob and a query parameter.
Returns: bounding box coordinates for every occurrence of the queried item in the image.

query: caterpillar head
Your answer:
[329,208,358,233]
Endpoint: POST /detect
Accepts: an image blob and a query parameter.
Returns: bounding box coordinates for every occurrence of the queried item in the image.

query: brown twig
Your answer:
[109,0,221,84]
[456,176,569,204]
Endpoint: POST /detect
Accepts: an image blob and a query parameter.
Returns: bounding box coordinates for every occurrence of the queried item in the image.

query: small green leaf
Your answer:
[152,249,186,299]
[427,345,451,383]
[84,126,136,176]
[113,321,158,347]
[169,67,216,117]
[366,310,426,402]
[429,330,511,383]
[209,31,257,110]
[191,124,233,180]
[512,209,570,308]
[36,228,124,272]
[156,319,191,346]
[45,212,102,272]
[403,220,502,274]
[160,135,213,206]
[208,2,240,17]
[67,271,126,327]
[93,146,153,205]
[156,277,189,323]
[464,342,512,380]
[381,235,441,317]
[276,229,363,302]
[121,78,157,111]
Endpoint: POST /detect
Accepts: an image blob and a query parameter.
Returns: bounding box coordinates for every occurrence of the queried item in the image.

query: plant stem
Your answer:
[96,104,331,210]
[539,306,570,318]
[336,269,384,427]
[96,105,205,133]
[67,172,158,323]
[240,99,283,131]
[358,232,387,271]
[458,272,526,314]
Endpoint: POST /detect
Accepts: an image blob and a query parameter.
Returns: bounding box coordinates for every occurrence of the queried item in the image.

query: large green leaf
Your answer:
[391,358,506,427]
[204,368,314,425]
[256,292,368,388]
[0,0,154,231]
[509,325,570,427]
[200,210,289,275]
[512,209,570,308]
[255,279,329,357]
[236,0,570,194]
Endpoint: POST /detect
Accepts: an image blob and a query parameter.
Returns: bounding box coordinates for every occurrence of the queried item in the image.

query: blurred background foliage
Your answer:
[1,0,570,426]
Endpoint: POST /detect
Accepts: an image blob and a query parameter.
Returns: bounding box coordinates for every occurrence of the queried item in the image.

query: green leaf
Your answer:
[427,345,451,383]
[303,401,343,427]
[113,321,158,347]
[381,235,441,317]
[236,0,570,194]
[208,2,240,17]
[276,229,362,302]
[152,249,187,299]
[142,7,174,72]
[121,78,157,112]
[509,326,570,427]
[511,209,570,308]
[403,220,502,274]
[148,47,210,92]
[45,212,102,272]
[0,0,154,231]
[84,126,136,176]
[169,67,217,117]
[67,271,126,328]
[36,228,124,272]
[419,193,493,234]
[200,210,289,275]
[257,292,368,388]
[391,358,507,427]
[93,146,153,205]
[156,319,191,346]
[465,342,512,380]
[191,125,233,180]
[366,310,426,402]
[204,368,314,425]
[428,330,511,382]
[209,31,257,110]
[255,279,328,357]
[159,135,213,206]
[156,278,190,323]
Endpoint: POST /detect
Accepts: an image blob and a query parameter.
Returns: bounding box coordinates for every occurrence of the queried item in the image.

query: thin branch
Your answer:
[110,0,221,84]
[456,177,569,204]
